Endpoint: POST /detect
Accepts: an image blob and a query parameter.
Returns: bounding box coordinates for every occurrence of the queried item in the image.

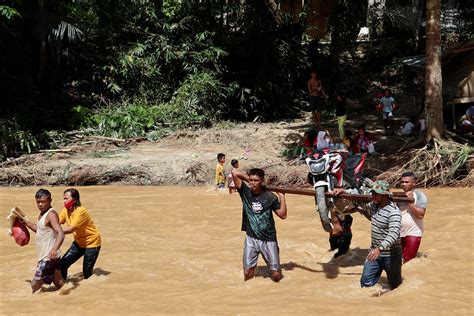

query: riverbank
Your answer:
[1,111,472,187]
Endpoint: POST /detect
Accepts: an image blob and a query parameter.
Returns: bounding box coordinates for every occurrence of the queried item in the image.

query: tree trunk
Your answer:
[425,0,444,141]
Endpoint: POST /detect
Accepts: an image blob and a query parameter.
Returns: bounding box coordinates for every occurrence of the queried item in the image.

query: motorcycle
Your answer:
[306,150,372,232]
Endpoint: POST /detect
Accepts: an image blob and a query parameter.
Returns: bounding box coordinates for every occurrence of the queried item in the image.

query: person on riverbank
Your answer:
[335,93,347,141]
[22,189,65,293]
[342,129,355,154]
[231,168,287,282]
[316,130,332,151]
[331,180,402,290]
[378,88,398,134]
[398,171,427,263]
[227,159,239,194]
[307,71,326,128]
[354,125,376,154]
[59,188,101,280]
[215,153,226,189]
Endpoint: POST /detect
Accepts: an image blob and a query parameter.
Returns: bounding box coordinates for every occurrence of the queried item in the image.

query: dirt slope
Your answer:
[2,108,462,187]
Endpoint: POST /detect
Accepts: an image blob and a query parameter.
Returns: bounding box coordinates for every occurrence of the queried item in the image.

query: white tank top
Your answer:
[36,208,61,261]
[399,191,425,237]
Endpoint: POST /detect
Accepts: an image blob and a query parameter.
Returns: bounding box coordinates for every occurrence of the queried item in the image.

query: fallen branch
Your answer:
[85,135,127,143]
[39,149,73,153]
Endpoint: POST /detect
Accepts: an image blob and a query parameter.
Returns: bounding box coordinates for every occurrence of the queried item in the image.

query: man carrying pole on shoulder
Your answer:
[232,168,287,282]
[331,180,402,290]
[398,171,427,263]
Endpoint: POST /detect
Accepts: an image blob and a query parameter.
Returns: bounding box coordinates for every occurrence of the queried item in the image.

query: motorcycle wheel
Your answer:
[315,186,332,232]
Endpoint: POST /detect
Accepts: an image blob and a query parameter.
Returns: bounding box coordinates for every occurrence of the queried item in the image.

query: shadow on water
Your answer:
[318,247,369,279]
[60,267,111,295]
[253,248,368,280]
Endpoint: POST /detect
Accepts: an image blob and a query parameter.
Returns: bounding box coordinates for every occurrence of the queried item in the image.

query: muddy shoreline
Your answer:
[1,120,472,187]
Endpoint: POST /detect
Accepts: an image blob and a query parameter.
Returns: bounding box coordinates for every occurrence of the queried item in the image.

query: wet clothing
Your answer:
[36,208,62,262]
[238,182,280,242]
[362,201,402,255]
[59,206,101,248]
[361,252,402,289]
[61,241,101,280]
[401,236,422,262]
[243,235,280,271]
[329,215,353,258]
[361,201,402,288]
[34,259,60,284]
[346,188,402,288]
[399,190,427,238]
[398,190,427,262]
[59,206,101,279]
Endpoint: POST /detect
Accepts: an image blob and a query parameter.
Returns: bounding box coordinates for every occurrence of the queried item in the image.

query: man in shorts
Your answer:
[22,189,65,293]
[398,171,427,262]
[232,168,287,282]
[307,71,326,128]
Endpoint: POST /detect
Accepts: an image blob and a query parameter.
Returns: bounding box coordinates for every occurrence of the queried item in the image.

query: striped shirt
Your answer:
[364,201,402,256]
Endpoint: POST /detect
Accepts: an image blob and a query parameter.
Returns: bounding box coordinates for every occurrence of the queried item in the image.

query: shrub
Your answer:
[0,119,39,160]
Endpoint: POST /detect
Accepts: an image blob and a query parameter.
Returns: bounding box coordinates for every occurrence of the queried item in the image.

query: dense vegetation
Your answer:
[0,0,472,160]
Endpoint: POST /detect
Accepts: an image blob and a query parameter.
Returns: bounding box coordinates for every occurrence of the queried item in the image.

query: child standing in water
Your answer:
[22,189,65,293]
[215,153,226,189]
[227,159,239,193]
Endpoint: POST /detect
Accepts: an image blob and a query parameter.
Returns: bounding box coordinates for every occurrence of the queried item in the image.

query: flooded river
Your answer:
[0,186,473,315]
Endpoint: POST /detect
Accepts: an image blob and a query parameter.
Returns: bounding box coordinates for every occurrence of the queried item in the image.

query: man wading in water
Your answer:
[232,168,287,282]
[331,180,402,290]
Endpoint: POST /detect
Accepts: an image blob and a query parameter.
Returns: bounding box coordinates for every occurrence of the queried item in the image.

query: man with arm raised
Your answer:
[232,168,287,282]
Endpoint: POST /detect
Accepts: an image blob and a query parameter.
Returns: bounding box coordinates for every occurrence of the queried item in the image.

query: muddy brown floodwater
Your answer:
[0,186,473,315]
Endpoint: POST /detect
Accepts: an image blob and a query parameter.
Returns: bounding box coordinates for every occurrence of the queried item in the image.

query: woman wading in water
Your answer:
[59,188,102,280]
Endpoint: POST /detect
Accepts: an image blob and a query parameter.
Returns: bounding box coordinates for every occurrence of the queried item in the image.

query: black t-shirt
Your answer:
[335,99,346,116]
[238,182,281,242]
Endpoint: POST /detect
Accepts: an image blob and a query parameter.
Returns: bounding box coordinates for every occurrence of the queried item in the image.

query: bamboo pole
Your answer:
[265,185,414,203]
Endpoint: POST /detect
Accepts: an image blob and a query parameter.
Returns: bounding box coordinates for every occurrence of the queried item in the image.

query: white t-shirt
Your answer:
[399,190,428,237]
[401,121,415,136]
[380,96,396,113]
